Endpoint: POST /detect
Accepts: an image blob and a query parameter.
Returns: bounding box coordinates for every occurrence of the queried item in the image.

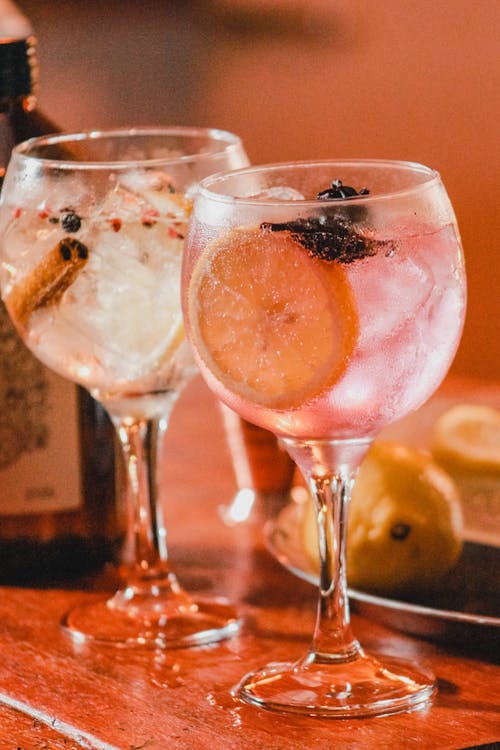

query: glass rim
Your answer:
[196,158,442,208]
[11,125,244,170]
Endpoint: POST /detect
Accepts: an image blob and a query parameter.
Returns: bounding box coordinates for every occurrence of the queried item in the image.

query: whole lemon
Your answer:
[302,441,463,595]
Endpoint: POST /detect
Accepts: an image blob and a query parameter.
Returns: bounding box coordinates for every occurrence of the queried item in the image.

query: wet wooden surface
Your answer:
[1,377,498,750]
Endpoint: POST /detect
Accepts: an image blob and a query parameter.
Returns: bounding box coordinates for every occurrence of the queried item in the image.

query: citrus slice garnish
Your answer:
[188,227,358,409]
[144,188,192,218]
[156,315,185,366]
[302,441,463,593]
[431,404,500,475]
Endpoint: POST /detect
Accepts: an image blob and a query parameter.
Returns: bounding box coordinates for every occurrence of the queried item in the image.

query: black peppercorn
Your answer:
[61,211,82,233]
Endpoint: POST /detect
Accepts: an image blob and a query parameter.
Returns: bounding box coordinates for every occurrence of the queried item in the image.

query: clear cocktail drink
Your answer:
[2,177,195,420]
[0,127,249,648]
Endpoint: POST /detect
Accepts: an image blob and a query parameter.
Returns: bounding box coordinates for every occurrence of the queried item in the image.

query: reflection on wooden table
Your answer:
[0,376,498,749]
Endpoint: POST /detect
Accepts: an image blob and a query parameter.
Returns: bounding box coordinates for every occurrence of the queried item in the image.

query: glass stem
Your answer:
[283,437,372,664]
[117,416,169,578]
[110,395,180,596]
[309,472,359,661]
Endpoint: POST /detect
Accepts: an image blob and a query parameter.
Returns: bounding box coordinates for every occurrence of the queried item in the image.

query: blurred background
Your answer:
[17,0,499,381]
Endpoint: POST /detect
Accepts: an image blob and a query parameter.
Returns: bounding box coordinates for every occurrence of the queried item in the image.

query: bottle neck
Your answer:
[0,35,58,183]
[0,36,37,99]
[0,94,35,177]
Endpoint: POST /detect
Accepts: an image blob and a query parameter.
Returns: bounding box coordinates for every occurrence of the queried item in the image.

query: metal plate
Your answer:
[266,379,500,652]
[267,502,500,652]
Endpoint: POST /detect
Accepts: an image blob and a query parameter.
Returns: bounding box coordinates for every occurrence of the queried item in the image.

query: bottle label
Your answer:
[0,302,81,515]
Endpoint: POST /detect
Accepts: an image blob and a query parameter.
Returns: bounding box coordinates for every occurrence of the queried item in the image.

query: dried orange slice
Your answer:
[188,227,358,409]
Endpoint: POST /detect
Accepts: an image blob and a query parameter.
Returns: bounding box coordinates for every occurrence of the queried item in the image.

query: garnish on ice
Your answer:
[262,179,395,264]
[6,237,89,330]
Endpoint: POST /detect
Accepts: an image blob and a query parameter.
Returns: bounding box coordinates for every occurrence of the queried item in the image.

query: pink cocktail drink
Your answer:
[186,200,465,441]
[182,160,466,718]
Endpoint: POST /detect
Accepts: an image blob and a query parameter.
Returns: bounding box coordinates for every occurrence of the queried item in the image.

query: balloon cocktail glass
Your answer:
[182,160,466,716]
[0,127,249,648]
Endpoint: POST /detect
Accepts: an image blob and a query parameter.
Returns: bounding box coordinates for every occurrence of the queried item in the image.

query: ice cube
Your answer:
[98,182,149,222]
[119,169,173,197]
[100,177,190,223]
[51,246,183,386]
[350,250,434,347]
[246,186,305,201]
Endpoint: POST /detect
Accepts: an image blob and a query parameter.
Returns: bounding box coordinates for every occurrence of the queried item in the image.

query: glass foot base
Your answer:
[233,652,435,718]
[61,596,240,649]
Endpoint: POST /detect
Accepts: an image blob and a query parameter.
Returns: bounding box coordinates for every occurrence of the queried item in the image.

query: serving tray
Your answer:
[267,500,500,652]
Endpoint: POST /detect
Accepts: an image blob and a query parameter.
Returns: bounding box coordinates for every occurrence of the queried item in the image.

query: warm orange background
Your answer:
[20,0,500,380]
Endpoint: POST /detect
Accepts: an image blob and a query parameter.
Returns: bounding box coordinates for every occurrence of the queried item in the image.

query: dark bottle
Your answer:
[0,2,124,585]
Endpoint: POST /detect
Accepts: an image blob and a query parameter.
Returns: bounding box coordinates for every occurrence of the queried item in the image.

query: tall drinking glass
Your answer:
[182,160,466,716]
[0,127,249,648]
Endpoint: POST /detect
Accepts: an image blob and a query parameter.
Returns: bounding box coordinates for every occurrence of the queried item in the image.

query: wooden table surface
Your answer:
[1,376,498,750]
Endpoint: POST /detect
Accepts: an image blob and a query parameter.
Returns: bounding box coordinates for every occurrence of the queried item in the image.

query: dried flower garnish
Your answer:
[262,216,381,264]
[317,179,370,200]
[261,178,395,263]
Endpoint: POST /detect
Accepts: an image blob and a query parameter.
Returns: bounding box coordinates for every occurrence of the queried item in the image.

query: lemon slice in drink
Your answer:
[302,441,463,594]
[431,404,500,475]
[188,227,359,409]
[144,189,192,217]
